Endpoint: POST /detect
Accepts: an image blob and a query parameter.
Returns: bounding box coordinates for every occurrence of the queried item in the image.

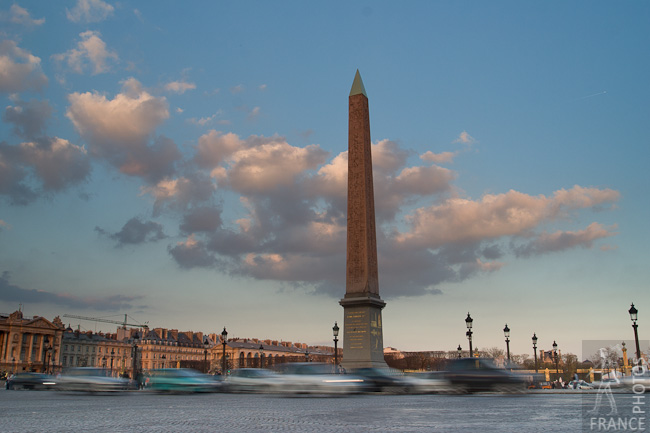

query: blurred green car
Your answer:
[147,369,222,393]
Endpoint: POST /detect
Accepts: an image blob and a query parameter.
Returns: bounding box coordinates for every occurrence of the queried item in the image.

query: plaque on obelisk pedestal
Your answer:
[339,70,388,370]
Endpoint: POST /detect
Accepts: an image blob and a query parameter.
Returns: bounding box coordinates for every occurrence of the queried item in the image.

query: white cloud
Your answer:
[9,4,45,26]
[0,40,48,93]
[164,80,196,94]
[52,31,118,75]
[247,106,261,120]
[66,0,114,23]
[453,131,476,145]
[420,150,455,164]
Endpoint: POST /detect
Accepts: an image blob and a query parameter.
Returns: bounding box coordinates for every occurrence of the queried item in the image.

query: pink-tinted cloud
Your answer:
[67,78,179,182]
[0,40,48,93]
[514,222,617,257]
[398,187,619,249]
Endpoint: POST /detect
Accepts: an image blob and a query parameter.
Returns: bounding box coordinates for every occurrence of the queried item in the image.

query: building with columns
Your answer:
[0,310,65,374]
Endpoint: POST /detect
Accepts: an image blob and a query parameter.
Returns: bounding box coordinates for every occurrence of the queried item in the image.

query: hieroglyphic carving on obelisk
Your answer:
[340,70,387,369]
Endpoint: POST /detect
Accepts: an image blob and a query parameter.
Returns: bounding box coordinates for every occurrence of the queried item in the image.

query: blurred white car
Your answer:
[568,379,594,389]
[270,363,368,395]
[56,368,134,392]
[225,368,281,393]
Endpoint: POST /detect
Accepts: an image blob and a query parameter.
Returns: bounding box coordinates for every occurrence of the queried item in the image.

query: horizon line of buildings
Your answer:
[0,309,336,377]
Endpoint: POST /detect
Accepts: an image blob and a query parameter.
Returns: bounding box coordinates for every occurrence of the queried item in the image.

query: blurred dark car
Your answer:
[6,373,57,390]
[444,358,527,393]
[351,368,412,393]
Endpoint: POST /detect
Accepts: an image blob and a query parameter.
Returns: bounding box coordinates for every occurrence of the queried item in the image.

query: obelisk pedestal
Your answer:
[339,70,388,370]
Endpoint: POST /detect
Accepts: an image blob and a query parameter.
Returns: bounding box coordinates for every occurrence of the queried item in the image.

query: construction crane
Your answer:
[63,314,149,330]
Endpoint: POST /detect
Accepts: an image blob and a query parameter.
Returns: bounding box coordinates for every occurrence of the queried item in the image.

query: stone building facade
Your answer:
[0,310,65,374]
[61,329,133,375]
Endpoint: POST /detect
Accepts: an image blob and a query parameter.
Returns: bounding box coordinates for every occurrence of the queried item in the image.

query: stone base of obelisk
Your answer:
[339,295,388,370]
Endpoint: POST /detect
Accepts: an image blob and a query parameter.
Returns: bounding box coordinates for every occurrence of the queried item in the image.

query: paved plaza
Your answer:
[3,388,646,432]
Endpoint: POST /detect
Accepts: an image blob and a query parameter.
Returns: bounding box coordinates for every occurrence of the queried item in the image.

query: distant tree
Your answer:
[562,353,578,381]
[483,347,504,360]
[511,353,530,366]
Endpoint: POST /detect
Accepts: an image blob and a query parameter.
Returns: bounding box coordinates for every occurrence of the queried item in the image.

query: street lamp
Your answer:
[204,339,209,373]
[503,324,511,362]
[465,313,473,356]
[532,333,538,373]
[161,354,166,369]
[102,356,107,368]
[132,332,140,381]
[42,336,50,373]
[305,350,310,362]
[221,327,228,375]
[457,345,462,359]
[110,348,115,376]
[629,303,641,362]
[47,347,53,374]
[333,322,340,369]
[552,341,559,380]
[259,344,264,369]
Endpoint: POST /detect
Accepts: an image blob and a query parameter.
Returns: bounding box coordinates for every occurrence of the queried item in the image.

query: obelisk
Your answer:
[339,70,387,370]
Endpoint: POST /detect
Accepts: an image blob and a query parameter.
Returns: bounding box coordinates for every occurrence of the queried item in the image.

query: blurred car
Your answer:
[147,368,222,393]
[444,358,528,393]
[351,368,417,394]
[6,373,57,390]
[403,372,456,394]
[568,379,594,389]
[270,363,368,394]
[56,368,134,392]
[225,368,281,393]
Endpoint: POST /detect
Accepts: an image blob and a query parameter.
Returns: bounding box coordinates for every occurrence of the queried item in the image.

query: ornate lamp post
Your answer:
[221,327,228,375]
[457,345,462,359]
[161,354,166,369]
[42,336,50,372]
[465,313,473,356]
[102,356,107,368]
[46,347,53,374]
[259,344,264,369]
[333,322,339,369]
[503,324,511,362]
[629,303,641,362]
[552,341,559,380]
[204,339,209,373]
[132,332,139,381]
[110,348,115,376]
[532,333,538,373]
[305,350,310,362]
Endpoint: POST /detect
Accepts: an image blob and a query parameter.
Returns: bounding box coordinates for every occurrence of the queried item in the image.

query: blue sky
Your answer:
[1,1,648,360]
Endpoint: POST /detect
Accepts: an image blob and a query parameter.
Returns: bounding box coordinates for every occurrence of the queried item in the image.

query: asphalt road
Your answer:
[0,388,645,432]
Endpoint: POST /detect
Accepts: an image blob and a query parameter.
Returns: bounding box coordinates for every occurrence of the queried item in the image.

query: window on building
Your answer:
[62,356,67,366]
[86,346,89,353]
